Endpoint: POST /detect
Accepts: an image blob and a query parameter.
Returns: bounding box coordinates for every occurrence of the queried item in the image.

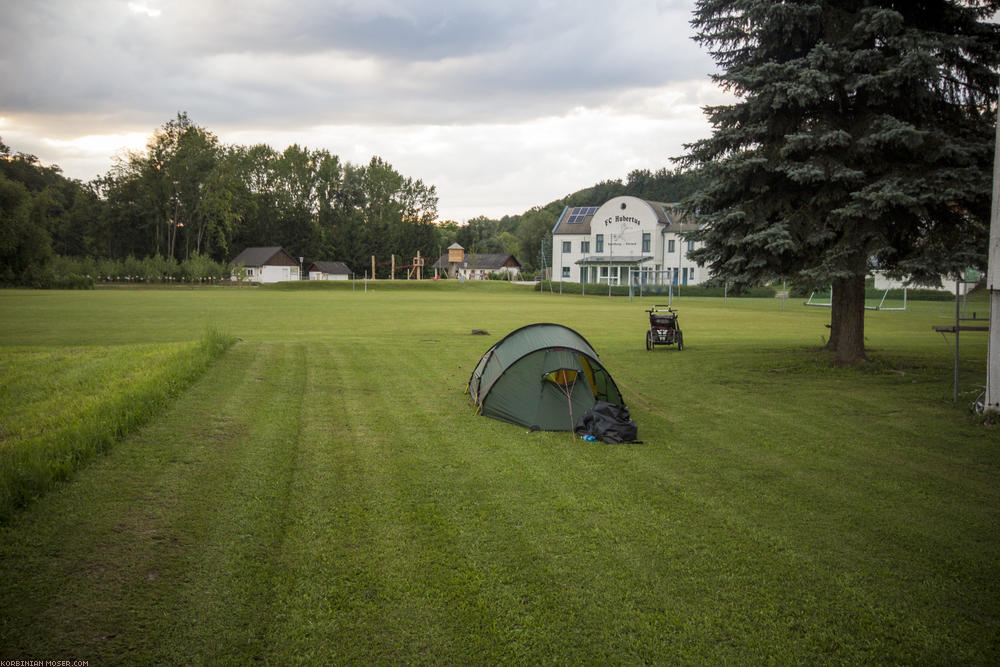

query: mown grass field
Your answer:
[0,282,997,664]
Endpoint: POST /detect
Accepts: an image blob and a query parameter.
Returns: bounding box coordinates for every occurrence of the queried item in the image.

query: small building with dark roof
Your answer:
[307,261,352,281]
[431,244,521,280]
[230,247,301,283]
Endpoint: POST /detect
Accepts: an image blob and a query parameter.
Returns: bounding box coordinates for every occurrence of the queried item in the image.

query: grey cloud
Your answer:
[1,0,712,131]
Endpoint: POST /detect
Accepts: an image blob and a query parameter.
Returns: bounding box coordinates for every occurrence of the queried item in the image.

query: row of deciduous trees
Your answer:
[1,116,702,284]
[1,113,441,282]
[95,113,441,276]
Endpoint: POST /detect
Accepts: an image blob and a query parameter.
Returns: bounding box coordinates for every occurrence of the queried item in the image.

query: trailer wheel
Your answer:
[645,331,653,351]
[677,332,684,351]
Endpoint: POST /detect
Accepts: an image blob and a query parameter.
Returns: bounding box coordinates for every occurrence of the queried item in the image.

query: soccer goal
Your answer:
[804,287,832,307]
[866,287,908,311]
[628,269,678,302]
[803,286,908,310]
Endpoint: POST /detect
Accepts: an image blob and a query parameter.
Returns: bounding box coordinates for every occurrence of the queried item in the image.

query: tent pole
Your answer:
[566,373,576,441]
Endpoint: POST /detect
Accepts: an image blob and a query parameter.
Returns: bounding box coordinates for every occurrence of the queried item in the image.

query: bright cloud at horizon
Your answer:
[0,0,725,221]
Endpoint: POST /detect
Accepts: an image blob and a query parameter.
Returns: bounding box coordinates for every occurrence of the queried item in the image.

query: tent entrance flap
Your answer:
[542,349,601,399]
[537,373,594,431]
[545,369,579,388]
[541,348,591,386]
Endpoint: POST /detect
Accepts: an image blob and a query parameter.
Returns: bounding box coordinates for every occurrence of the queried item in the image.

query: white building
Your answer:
[230,246,301,283]
[551,196,704,287]
[431,244,522,280]
[307,261,351,280]
[872,269,977,295]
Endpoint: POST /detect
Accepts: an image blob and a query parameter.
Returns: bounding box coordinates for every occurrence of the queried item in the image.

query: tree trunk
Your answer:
[828,275,867,365]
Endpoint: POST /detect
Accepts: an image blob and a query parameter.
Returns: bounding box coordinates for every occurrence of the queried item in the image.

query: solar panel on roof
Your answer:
[566,206,598,223]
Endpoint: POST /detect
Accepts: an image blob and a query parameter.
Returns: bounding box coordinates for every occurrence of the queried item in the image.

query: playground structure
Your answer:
[368,252,428,280]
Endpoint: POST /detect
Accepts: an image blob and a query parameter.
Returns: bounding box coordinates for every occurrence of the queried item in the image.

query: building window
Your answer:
[596,234,604,253]
[581,241,590,254]
[668,239,675,253]
[686,240,695,252]
[690,268,695,281]
[642,232,650,253]
[562,266,570,278]
[562,241,571,253]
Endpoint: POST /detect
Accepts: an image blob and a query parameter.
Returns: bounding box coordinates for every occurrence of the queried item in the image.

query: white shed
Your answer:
[230,247,300,283]
[308,261,351,281]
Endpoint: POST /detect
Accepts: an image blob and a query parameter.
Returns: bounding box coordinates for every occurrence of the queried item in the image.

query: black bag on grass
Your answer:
[574,401,639,444]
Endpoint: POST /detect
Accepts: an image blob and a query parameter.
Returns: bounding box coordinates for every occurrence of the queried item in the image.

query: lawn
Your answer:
[0,283,997,664]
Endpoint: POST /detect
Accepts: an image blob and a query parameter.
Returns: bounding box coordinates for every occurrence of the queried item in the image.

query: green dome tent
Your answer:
[466,323,625,431]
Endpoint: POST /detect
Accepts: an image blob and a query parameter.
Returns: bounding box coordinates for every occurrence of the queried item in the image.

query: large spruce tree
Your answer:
[680,0,1000,364]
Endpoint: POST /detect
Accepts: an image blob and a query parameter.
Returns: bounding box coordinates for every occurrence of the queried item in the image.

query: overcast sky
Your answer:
[0,0,725,221]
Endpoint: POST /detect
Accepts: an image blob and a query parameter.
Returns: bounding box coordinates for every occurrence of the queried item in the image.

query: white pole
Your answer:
[955,279,962,403]
[986,95,1000,413]
[608,233,613,297]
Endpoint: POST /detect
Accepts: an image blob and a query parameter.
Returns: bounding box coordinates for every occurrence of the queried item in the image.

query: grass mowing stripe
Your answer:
[262,341,379,662]
[0,341,306,663]
[0,329,234,522]
[153,341,308,664]
[326,339,466,658]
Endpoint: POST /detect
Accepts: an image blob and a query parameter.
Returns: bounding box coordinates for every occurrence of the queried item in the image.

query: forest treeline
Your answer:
[1,112,699,286]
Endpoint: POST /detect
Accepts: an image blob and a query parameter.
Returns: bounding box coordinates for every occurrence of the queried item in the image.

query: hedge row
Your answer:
[535,281,957,301]
[13,254,234,289]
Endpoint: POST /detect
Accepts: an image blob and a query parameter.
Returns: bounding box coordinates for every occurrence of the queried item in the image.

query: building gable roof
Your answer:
[551,206,598,235]
[551,198,692,236]
[231,246,297,267]
[308,261,351,275]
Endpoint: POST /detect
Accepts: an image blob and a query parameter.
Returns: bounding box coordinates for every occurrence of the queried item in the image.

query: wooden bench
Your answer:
[932,325,989,333]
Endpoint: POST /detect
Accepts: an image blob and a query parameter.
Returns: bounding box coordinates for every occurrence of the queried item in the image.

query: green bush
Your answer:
[179,253,228,282]
[21,253,233,286]
[27,256,96,289]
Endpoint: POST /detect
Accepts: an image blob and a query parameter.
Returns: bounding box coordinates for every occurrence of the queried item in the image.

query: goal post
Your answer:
[627,269,677,303]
